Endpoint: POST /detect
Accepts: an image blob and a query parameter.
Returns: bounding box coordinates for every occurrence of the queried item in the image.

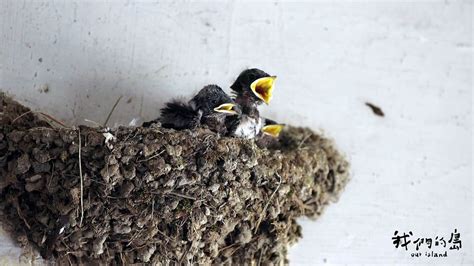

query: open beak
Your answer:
[250,76,276,104]
[214,103,238,115]
[262,124,284,138]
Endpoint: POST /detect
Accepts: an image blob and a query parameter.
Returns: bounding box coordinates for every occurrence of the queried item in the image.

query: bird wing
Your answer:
[160,100,201,129]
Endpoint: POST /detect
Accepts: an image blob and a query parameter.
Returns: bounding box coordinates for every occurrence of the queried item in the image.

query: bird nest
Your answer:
[0,93,349,265]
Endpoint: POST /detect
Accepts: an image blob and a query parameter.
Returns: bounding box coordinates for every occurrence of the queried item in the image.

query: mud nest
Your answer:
[0,93,349,265]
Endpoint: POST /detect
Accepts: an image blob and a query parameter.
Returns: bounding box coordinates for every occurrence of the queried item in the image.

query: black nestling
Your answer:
[225,104,263,139]
[143,85,240,134]
[156,100,200,129]
[190,84,241,134]
[226,68,277,139]
[256,118,285,148]
[261,118,284,138]
[230,68,276,106]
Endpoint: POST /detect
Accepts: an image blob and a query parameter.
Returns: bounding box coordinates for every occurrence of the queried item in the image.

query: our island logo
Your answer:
[392,229,462,258]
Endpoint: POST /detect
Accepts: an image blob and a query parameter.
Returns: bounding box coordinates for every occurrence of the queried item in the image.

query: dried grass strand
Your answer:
[254,173,282,234]
[78,128,84,227]
[103,95,123,127]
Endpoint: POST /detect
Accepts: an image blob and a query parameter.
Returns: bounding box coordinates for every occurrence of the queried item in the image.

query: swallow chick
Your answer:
[143,85,240,134]
[256,118,285,148]
[190,84,241,134]
[261,118,284,138]
[143,99,198,129]
[227,68,277,139]
[225,104,263,139]
[230,68,277,106]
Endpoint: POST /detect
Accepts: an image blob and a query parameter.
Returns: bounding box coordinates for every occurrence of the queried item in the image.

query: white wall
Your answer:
[1,0,472,265]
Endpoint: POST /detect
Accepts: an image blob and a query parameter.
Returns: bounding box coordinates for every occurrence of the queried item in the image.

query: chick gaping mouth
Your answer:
[250,76,276,104]
[262,124,284,137]
[214,103,238,115]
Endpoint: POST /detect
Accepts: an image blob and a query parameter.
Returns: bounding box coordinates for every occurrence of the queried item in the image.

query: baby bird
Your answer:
[261,118,284,138]
[256,118,285,148]
[227,68,277,139]
[143,85,240,134]
[190,85,241,134]
[230,68,277,106]
[224,104,263,139]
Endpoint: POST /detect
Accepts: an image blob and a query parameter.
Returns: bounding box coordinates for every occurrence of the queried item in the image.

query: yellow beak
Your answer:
[213,103,238,115]
[262,124,284,137]
[250,76,276,104]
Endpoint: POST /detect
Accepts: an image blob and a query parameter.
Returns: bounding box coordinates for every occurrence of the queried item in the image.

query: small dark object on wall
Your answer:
[365,102,385,117]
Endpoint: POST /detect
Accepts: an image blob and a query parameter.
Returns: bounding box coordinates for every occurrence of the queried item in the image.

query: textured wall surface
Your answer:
[0,0,472,265]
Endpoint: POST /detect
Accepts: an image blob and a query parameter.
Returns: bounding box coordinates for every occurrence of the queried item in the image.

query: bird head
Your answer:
[261,118,284,137]
[262,124,284,137]
[230,68,276,105]
[192,85,240,116]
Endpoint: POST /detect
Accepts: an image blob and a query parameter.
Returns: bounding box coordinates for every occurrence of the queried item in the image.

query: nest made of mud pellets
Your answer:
[0,93,349,265]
